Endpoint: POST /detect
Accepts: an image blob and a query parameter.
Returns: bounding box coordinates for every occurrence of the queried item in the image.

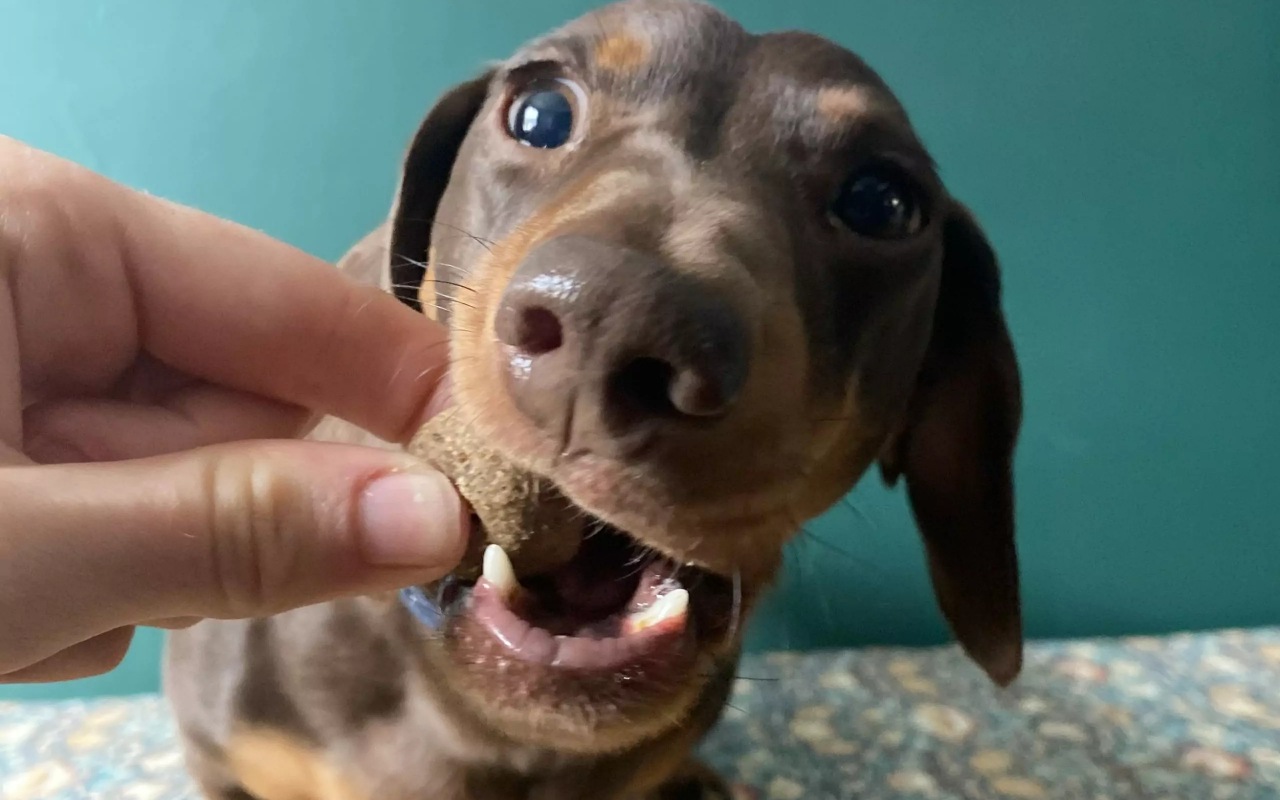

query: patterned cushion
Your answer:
[3,628,1278,799]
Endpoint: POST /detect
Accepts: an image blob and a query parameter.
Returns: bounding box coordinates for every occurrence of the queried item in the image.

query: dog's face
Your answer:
[389,0,1021,752]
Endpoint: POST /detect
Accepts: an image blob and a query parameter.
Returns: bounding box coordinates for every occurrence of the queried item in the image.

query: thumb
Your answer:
[0,441,468,672]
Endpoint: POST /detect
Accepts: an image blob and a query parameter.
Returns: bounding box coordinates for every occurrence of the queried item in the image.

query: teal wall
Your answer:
[2,1,1277,701]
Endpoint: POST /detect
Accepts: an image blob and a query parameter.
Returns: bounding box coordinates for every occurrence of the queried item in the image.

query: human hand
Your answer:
[0,137,469,683]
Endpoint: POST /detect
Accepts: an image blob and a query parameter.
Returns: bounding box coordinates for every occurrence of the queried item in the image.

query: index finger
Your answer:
[6,137,448,444]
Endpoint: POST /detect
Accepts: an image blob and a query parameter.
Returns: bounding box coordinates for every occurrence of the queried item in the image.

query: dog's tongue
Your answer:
[543,530,641,616]
[470,536,690,669]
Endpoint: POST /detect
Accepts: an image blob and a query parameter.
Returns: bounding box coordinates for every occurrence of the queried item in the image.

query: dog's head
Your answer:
[388,0,1021,752]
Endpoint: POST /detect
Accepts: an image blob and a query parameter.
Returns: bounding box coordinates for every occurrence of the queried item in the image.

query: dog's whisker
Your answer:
[427,298,479,313]
[780,515,838,641]
[459,403,488,445]
[387,270,478,291]
[809,533,839,639]
[386,252,429,268]
[621,541,649,565]
[793,519,885,583]
[778,526,819,653]
[840,496,875,529]
[381,219,496,252]
[415,339,451,354]
[423,278,480,294]
[409,362,451,386]
[578,517,608,543]
[725,569,743,643]
[389,278,479,296]
[427,220,497,251]
[441,299,480,311]
[382,250,478,284]
[620,548,658,581]
[387,276,479,302]
[386,254,435,274]
[432,262,480,277]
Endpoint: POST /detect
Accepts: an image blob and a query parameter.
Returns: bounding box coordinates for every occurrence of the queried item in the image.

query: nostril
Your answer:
[518,307,564,354]
[508,306,564,355]
[608,353,745,424]
[608,357,678,419]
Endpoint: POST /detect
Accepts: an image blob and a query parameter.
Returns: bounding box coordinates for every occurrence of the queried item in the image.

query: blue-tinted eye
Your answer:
[506,82,578,149]
[831,166,924,239]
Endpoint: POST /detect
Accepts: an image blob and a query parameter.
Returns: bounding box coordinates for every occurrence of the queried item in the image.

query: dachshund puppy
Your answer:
[164,2,1023,798]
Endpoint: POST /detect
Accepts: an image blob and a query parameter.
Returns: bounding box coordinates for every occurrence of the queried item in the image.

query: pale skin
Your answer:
[0,137,470,683]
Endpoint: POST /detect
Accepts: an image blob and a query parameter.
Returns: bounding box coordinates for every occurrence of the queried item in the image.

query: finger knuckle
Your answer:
[203,452,310,617]
[0,157,109,286]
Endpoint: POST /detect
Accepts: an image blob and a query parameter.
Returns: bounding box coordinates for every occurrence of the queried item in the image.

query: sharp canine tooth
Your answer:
[482,544,519,597]
[627,589,689,633]
[655,588,689,621]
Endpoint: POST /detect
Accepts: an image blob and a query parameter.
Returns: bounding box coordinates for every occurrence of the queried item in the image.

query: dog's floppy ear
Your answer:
[880,202,1024,686]
[388,70,495,311]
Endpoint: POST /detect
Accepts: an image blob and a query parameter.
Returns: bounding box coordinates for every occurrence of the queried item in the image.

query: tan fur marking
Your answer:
[226,730,367,800]
[661,194,754,279]
[594,33,650,74]
[816,85,873,122]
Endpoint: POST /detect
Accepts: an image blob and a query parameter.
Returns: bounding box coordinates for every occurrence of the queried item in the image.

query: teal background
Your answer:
[2,1,1277,701]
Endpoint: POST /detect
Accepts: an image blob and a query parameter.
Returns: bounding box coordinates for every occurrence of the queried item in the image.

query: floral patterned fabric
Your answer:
[3,628,1278,799]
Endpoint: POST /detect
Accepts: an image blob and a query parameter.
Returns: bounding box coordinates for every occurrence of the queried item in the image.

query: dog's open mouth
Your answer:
[436,525,737,674]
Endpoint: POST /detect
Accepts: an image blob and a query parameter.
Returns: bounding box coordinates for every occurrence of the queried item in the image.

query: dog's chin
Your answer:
[420,519,744,753]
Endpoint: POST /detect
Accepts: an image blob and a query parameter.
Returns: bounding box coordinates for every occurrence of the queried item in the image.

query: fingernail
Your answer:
[359,470,465,567]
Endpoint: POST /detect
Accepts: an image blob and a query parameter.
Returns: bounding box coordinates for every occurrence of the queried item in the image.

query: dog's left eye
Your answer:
[506,79,583,149]
[830,164,925,240]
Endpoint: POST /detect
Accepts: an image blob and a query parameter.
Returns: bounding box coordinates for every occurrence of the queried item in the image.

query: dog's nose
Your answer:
[493,236,750,449]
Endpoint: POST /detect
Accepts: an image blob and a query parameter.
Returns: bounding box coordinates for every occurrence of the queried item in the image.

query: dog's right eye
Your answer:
[830,163,926,240]
[505,79,583,149]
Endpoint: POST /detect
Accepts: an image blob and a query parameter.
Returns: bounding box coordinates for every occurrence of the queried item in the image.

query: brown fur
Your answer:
[165,2,1024,797]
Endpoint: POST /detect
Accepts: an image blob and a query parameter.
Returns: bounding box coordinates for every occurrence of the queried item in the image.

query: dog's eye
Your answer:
[830,165,925,239]
[505,79,583,149]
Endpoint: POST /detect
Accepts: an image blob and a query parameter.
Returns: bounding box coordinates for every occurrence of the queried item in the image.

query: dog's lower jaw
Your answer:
[416,609,743,755]
[406,619,746,798]
[449,661,724,756]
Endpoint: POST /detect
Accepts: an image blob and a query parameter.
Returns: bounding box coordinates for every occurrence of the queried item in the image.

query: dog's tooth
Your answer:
[482,544,519,597]
[626,589,690,634]
[655,588,689,621]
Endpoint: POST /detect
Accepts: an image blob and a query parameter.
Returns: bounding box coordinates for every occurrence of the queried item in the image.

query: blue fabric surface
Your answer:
[3,628,1278,799]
